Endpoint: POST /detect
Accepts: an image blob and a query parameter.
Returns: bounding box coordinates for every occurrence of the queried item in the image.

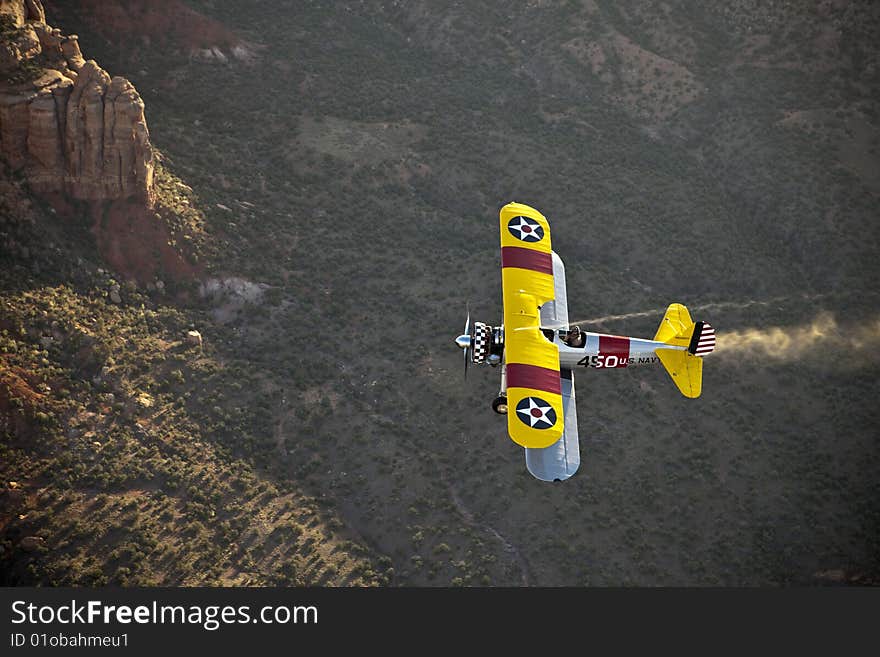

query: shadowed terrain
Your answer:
[2,0,878,586]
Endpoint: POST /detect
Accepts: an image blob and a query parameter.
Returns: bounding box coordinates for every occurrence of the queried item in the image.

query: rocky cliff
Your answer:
[0,0,154,204]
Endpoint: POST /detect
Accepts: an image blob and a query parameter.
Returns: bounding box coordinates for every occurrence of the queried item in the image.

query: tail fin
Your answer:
[653,303,711,399]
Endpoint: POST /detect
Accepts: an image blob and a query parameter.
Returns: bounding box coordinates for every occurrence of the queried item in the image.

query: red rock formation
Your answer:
[42,0,249,62]
[0,0,154,204]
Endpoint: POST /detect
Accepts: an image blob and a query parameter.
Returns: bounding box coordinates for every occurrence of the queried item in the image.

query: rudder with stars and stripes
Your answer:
[688,321,716,357]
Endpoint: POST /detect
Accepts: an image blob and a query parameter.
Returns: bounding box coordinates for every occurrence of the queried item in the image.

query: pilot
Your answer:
[565,326,584,347]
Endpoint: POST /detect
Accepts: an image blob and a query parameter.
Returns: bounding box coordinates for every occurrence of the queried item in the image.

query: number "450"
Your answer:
[577,354,624,368]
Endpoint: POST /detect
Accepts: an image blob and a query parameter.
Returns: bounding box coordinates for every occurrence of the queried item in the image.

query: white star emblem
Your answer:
[507,216,544,242]
[515,396,556,429]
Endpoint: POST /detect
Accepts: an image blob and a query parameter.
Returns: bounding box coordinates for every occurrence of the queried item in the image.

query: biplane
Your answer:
[454,202,715,482]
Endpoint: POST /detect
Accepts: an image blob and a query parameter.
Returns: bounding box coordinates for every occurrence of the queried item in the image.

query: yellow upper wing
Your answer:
[500,203,564,449]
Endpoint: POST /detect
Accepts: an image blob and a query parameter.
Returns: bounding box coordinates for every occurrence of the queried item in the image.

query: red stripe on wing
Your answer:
[506,363,562,395]
[501,246,554,275]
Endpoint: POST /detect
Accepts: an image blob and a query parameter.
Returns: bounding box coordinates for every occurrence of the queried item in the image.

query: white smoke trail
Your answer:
[690,294,828,313]
[714,312,880,361]
[567,307,668,326]
[563,295,880,364]
[568,294,828,327]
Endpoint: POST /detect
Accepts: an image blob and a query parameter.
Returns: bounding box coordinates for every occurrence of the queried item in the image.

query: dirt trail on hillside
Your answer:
[436,460,532,586]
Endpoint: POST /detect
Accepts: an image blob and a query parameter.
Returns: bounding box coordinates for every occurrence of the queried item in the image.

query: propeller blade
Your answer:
[463,304,470,380]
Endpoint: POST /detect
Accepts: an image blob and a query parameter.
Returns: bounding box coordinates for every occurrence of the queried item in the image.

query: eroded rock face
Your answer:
[0,0,154,204]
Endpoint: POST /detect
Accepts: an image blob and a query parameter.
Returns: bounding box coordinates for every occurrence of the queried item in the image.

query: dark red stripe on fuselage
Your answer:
[599,335,630,368]
[506,363,561,395]
[501,247,553,275]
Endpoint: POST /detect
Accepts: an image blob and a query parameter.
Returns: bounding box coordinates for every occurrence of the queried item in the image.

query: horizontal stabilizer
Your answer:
[655,348,703,398]
[654,303,704,398]
[653,302,694,347]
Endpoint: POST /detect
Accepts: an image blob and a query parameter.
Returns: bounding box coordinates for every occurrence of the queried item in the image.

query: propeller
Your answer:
[454,304,472,380]
[463,305,471,380]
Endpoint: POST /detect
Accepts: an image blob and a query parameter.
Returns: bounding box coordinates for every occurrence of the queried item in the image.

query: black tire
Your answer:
[491,395,508,415]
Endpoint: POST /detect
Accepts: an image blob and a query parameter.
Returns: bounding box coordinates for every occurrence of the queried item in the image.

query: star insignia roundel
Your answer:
[507,216,544,243]
[515,396,557,430]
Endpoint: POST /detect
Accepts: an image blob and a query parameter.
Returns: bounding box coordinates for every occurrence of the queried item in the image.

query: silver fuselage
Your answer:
[551,331,687,370]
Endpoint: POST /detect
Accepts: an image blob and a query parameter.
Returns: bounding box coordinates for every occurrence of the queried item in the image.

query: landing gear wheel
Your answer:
[492,395,508,415]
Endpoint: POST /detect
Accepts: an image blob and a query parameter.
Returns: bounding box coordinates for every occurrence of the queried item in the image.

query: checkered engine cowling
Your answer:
[471,322,493,364]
